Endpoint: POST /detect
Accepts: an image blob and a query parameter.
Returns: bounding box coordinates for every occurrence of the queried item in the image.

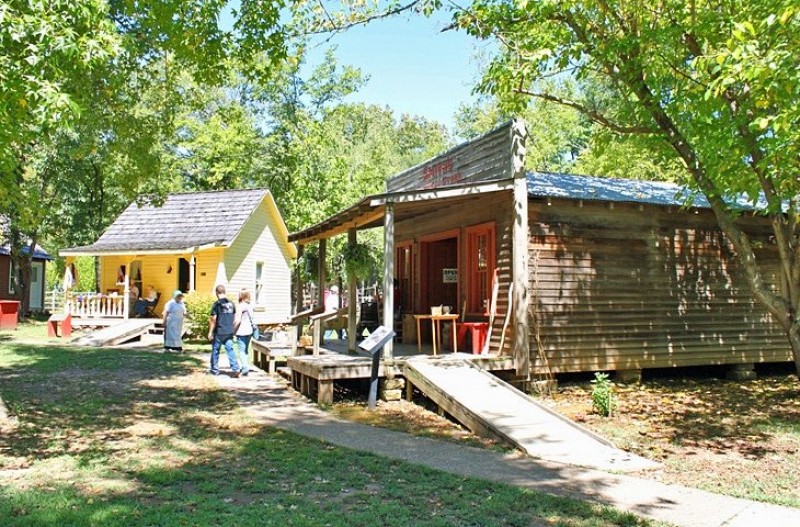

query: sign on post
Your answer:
[358,325,396,409]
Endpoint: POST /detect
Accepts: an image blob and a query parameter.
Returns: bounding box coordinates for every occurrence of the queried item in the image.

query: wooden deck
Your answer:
[275,337,515,404]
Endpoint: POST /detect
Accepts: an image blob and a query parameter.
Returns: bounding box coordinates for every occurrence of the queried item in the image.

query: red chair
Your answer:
[456,322,489,354]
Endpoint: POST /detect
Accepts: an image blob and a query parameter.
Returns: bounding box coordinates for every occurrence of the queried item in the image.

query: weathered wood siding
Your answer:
[528,198,790,374]
[394,191,515,355]
[386,120,525,192]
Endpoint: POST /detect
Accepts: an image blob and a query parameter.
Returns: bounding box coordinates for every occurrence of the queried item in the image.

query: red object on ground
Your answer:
[47,312,72,337]
[0,300,20,331]
[456,322,489,354]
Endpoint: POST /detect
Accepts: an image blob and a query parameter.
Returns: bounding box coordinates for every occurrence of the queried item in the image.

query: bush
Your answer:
[183,292,216,339]
[590,372,616,417]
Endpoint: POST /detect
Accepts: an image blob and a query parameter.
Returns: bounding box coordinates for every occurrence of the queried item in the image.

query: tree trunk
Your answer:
[785,317,800,376]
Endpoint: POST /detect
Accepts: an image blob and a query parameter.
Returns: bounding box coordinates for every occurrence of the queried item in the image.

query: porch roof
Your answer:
[288,179,515,244]
[62,188,296,258]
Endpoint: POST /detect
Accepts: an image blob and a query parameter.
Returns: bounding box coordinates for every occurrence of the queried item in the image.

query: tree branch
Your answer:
[515,88,657,134]
[292,1,423,38]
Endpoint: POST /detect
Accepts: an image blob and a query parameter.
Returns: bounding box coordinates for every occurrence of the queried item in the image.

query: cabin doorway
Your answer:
[178,258,195,293]
[420,234,459,314]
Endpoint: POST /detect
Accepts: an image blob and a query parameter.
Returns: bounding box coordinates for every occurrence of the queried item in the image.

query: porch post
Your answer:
[295,244,304,314]
[123,260,130,320]
[382,202,395,359]
[317,239,326,309]
[511,120,530,375]
[347,228,358,352]
[189,254,196,292]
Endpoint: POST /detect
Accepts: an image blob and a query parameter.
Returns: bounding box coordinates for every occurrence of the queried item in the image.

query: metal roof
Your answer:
[527,171,767,210]
[61,188,295,256]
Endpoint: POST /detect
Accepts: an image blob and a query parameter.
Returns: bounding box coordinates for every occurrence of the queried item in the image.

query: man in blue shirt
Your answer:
[208,284,241,377]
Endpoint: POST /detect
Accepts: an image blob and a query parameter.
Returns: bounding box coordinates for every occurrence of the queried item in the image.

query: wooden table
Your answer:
[413,314,459,355]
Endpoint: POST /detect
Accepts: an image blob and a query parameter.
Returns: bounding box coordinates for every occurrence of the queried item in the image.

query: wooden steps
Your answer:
[404,356,660,472]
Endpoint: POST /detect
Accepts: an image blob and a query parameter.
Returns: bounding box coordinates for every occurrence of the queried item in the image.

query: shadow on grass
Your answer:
[0,342,653,527]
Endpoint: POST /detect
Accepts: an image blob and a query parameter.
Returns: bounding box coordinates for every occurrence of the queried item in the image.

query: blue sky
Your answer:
[304,11,488,129]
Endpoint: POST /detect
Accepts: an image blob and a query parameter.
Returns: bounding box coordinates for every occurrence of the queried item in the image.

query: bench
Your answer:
[251,339,292,374]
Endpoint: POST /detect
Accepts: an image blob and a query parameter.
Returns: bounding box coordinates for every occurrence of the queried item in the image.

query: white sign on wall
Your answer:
[442,268,458,284]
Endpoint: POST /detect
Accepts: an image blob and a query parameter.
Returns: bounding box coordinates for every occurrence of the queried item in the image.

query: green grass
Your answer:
[0,326,664,527]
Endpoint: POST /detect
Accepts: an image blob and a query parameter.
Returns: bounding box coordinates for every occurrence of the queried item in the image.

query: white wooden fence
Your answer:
[63,291,127,318]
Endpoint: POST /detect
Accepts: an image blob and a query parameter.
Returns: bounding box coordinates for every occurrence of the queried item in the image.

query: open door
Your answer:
[178,258,195,293]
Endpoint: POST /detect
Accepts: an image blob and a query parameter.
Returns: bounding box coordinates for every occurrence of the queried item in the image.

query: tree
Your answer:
[452,0,800,371]
[1,0,294,313]
[455,81,686,179]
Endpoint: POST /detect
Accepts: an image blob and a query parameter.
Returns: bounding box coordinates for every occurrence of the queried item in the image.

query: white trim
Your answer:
[7,259,15,295]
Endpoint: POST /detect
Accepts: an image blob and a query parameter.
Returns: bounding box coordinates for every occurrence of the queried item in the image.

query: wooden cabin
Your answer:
[0,215,52,313]
[289,119,790,381]
[61,188,296,323]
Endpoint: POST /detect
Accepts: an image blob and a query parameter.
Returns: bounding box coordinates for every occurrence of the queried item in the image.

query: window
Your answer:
[255,262,265,305]
[8,260,17,295]
[466,223,496,314]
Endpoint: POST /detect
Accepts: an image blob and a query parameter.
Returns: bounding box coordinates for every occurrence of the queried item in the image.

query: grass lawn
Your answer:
[0,325,660,527]
[331,367,800,510]
[546,370,800,509]
[331,366,800,508]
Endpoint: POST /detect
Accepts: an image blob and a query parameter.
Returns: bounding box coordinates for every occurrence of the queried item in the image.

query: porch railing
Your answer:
[65,292,127,318]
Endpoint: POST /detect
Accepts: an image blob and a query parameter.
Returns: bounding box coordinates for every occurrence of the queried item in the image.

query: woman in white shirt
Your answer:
[234,289,255,376]
[162,290,186,352]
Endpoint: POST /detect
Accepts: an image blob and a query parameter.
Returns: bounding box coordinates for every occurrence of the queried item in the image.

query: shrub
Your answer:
[183,292,216,339]
[590,372,616,417]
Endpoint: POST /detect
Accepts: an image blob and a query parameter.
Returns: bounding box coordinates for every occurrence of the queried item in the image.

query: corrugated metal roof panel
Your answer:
[527,172,768,210]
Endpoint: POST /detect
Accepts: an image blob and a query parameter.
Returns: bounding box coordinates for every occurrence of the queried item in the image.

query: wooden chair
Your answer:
[144,293,161,318]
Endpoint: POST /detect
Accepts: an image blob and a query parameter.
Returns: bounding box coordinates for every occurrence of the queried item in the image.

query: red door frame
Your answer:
[465,222,496,316]
[419,228,461,314]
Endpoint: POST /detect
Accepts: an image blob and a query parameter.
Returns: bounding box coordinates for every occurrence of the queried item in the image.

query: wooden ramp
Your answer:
[404,356,660,472]
[72,319,158,347]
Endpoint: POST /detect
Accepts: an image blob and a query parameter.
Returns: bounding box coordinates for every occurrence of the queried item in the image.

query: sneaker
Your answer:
[231,370,241,378]
[241,371,249,377]
[208,370,220,376]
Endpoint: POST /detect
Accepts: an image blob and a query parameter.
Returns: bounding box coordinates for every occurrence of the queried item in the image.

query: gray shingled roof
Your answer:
[527,171,768,210]
[63,189,270,253]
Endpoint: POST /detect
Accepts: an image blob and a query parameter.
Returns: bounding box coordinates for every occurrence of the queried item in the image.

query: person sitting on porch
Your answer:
[133,285,158,317]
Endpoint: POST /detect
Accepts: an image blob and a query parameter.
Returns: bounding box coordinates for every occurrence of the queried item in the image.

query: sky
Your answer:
[304,11,489,130]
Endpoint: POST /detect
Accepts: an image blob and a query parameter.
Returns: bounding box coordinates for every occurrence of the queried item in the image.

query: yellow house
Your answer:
[60,188,296,323]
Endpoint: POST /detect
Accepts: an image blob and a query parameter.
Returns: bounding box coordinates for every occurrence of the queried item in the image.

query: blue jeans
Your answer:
[210,334,239,374]
[236,334,251,375]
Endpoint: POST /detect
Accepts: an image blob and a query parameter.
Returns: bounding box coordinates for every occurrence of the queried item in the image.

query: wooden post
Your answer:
[189,254,196,292]
[347,228,358,352]
[382,202,395,359]
[295,244,304,313]
[511,120,530,375]
[317,239,326,309]
[293,244,304,356]
[123,260,130,320]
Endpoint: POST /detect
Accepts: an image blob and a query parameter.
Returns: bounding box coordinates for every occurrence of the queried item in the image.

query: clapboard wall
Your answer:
[527,198,790,374]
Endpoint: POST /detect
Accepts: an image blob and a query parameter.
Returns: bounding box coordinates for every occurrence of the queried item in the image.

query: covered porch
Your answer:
[59,248,205,320]
[287,177,529,369]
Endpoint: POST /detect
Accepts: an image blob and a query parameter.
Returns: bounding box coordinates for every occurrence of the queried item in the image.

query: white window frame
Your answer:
[255,261,266,306]
[8,260,16,295]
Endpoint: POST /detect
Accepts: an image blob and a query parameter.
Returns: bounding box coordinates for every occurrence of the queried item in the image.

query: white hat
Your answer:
[330,285,339,293]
